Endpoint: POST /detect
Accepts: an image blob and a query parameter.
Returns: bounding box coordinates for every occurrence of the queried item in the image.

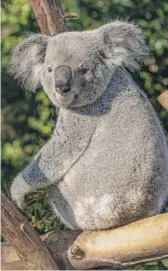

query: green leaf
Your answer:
[162,259,168,268]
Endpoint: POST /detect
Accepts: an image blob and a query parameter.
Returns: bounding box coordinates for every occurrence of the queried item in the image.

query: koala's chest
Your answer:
[63,105,159,188]
[57,96,162,192]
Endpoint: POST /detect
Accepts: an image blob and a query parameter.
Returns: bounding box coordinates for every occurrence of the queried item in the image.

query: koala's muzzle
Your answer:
[55,65,72,94]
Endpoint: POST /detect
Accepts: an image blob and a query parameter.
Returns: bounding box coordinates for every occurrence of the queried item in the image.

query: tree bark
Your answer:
[1,193,59,270]
[68,213,168,269]
[30,0,67,36]
[2,231,80,270]
[2,210,168,270]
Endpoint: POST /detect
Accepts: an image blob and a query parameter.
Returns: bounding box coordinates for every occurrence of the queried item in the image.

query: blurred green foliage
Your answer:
[1,0,168,269]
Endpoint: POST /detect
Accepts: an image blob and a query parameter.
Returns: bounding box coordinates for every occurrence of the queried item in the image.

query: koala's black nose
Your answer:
[55,65,72,93]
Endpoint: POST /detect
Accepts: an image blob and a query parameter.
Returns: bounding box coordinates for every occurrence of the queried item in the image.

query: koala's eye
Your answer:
[47,66,53,73]
[81,68,88,75]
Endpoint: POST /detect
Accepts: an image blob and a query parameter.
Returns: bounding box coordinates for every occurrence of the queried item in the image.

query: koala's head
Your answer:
[9,21,148,108]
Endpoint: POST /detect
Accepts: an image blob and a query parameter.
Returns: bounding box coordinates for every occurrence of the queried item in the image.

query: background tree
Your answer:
[1,0,168,269]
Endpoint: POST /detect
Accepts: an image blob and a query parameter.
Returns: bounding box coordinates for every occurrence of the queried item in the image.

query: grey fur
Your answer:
[9,21,168,230]
[8,34,49,91]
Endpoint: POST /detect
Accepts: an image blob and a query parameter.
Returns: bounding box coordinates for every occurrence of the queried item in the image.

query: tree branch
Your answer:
[2,208,168,270]
[30,0,67,36]
[68,213,168,269]
[1,193,59,270]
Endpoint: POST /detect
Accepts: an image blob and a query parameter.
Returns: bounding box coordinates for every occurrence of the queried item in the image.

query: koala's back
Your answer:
[49,73,168,230]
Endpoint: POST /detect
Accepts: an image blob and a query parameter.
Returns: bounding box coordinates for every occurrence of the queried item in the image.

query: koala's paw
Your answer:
[11,183,25,209]
[10,174,29,209]
[11,189,25,209]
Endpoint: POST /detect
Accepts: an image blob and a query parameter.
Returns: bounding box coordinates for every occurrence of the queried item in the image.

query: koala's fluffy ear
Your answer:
[8,34,49,91]
[98,21,149,72]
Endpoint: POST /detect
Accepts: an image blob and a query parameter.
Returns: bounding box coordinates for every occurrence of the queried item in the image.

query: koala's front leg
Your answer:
[11,171,33,209]
[11,134,67,208]
[10,156,49,208]
[10,154,50,208]
[11,125,94,208]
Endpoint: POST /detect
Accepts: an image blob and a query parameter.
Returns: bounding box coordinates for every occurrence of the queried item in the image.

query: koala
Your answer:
[9,21,168,230]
